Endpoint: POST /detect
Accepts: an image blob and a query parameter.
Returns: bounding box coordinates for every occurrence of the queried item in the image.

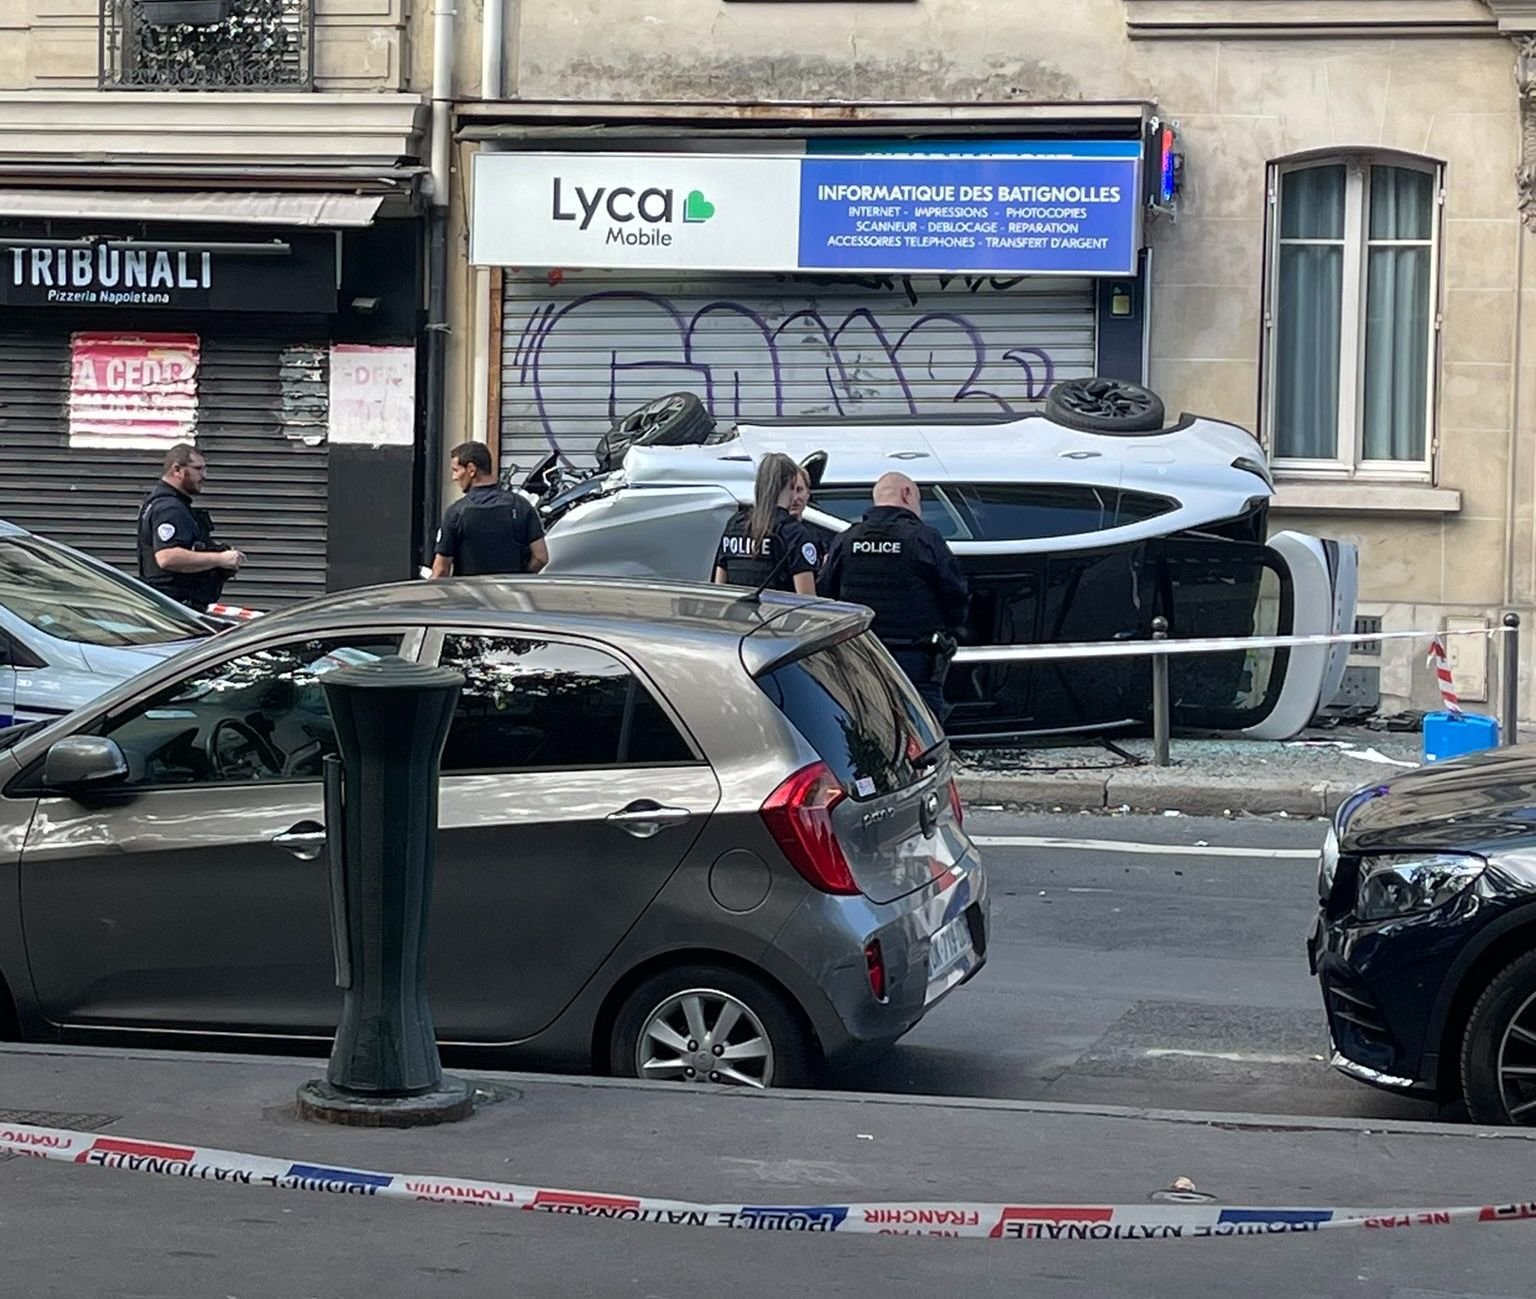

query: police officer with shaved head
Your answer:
[820,471,969,720]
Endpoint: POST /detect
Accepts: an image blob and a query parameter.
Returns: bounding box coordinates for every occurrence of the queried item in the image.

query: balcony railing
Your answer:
[99,0,314,90]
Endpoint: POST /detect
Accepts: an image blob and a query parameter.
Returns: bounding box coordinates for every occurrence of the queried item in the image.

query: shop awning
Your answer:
[0,189,385,227]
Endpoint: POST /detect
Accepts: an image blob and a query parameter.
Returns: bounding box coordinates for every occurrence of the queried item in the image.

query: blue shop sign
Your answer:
[796,140,1143,277]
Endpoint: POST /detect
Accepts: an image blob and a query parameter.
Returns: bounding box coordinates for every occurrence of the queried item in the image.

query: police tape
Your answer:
[205,603,263,621]
[2,1121,1533,1241]
[953,624,1505,666]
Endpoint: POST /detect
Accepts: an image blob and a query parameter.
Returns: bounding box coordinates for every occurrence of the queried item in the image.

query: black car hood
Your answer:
[1340,747,1536,854]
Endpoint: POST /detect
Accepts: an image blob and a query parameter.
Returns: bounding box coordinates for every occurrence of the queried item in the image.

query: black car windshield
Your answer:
[0,536,212,648]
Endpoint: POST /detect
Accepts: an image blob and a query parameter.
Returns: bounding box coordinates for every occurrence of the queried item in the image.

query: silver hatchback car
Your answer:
[0,577,987,1087]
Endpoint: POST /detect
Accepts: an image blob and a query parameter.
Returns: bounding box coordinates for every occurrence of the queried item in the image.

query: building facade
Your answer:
[0,0,427,601]
[444,0,1536,722]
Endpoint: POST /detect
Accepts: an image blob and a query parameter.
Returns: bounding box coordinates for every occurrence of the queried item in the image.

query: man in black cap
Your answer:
[820,471,969,719]
[137,443,243,611]
[430,441,549,578]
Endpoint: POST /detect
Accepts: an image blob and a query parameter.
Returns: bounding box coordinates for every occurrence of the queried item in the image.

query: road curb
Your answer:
[955,771,1361,819]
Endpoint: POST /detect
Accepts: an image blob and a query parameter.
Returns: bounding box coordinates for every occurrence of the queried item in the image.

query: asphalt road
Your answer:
[837,810,1446,1122]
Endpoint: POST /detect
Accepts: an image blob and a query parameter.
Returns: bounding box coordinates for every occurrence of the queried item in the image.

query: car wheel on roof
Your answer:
[1045,377,1167,434]
[1459,949,1536,1126]
[595,392,716,471]
[609,963,818,1089]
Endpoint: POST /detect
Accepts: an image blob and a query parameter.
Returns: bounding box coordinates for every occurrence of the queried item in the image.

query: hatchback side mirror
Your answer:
[799,450,828,490]
[43,736,129,791]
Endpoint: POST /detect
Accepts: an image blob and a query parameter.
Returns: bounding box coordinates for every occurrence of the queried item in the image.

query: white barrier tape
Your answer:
[2,1122,1533,1241]
[954,625,1503,666]
[205,603,263,621]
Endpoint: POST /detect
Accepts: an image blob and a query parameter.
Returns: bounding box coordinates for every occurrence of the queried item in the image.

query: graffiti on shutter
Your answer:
[500,271,1096,466]
[278,344,328,444]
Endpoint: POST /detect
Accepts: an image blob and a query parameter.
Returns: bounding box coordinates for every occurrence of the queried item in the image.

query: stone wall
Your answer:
[0,0,410,90]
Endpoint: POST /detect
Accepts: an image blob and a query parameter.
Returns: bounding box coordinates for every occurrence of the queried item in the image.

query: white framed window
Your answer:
[1263,154,1443,480]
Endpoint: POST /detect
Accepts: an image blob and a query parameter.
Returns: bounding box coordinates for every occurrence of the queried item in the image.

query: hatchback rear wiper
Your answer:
[911,738,948,773]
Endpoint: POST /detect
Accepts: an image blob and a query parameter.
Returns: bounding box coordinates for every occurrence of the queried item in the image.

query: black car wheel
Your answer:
[610,964,817,1089]
[1045,377,1167,434]
[1460,950,1536,1125]
[594,393,716,471]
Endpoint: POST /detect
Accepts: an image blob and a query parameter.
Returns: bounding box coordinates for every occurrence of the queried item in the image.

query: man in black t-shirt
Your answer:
[430,441,548,578]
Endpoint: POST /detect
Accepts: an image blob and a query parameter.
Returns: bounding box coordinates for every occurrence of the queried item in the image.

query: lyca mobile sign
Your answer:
[470,143,1143,276]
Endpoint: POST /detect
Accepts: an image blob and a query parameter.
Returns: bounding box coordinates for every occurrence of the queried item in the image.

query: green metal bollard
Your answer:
[297,657,473,1127]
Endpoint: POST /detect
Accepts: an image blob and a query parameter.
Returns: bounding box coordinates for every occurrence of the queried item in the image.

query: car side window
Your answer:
[102,636,403,787]
[436,634,695,773]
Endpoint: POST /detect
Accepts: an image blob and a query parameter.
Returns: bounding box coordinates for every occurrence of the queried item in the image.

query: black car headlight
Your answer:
[1355,854,1485,921]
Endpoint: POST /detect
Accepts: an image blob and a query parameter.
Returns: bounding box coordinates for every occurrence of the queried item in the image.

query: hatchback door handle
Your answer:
[606,802,692,838]
[273,822,327,860]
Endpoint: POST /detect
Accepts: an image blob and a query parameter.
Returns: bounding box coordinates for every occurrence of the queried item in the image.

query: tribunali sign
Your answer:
[11,246,214,305]
[0,233,339,313]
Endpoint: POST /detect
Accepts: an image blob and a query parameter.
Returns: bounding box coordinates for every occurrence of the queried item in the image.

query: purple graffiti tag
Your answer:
[505,280,1064,463]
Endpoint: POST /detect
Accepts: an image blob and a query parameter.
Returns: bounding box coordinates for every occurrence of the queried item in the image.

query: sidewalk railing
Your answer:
[950,614,1523,767]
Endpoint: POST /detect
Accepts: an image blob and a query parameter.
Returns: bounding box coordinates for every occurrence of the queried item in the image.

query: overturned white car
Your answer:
[519,381,1358,742]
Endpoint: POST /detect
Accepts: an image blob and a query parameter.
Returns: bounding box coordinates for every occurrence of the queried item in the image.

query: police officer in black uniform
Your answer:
[431,441,549,578]
[138,443,243,611]
[712,452,819,595]
[820,471,969,718]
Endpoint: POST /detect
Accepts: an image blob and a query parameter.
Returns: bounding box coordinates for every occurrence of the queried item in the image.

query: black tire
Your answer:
[1045,377,1166,434]
[609,963,818,1089]
[592,426,634,474]
[623,392,716,447]
[1460,949,1536,1125]
[594,393,715,471]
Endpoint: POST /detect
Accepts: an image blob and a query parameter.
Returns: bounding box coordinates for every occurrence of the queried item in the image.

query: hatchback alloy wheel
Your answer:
[609,963,817,1090]
[637,988,774,1088]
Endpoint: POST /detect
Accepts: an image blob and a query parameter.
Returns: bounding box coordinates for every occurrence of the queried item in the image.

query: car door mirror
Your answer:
[43,736,129,791]
[799,450,828,490]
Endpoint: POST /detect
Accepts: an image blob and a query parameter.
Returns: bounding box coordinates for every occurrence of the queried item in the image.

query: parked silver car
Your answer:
[0,520,216,729]
[0,577,987,1087]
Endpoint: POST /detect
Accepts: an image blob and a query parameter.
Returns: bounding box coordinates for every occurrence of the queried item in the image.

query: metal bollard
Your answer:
[1151,615,1171,767]
[1501,612,1521,747]
[297,657,473,1127]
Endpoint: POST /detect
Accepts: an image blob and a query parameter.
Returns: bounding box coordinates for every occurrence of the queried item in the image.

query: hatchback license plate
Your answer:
[928,915,970,976]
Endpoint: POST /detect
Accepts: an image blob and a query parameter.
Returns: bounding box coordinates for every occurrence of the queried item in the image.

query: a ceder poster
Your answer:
[67,332,199,450]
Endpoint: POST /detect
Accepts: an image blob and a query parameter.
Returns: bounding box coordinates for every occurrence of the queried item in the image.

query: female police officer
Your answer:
[712,452,819,595]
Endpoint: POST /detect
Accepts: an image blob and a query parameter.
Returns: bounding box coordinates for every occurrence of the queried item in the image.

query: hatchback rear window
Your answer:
[757,632,941,798]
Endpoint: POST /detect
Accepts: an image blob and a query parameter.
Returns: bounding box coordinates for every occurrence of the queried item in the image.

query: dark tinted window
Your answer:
[811,484,1174,542]
[438,634,694,772]
[963,484,1175,539]
[811,487,971,540]
[103,636,402,786]
[758,632,940,798]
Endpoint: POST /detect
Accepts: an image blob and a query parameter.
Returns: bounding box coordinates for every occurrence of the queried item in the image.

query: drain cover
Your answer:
[0,1109,120,1129]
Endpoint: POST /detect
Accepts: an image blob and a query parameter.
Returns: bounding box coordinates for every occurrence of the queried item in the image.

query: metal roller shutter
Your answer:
[0,330,329,607]
[499,270,1097,470]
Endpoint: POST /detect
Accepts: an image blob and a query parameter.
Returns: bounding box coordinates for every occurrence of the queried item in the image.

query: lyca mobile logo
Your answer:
[551,178,715,247]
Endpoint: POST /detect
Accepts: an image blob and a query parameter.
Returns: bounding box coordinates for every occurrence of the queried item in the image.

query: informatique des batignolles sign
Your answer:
[469,143,1142,277]
[67,333,199,450]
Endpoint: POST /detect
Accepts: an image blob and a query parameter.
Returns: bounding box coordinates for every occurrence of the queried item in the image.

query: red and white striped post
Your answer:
[1427,637,1462,716]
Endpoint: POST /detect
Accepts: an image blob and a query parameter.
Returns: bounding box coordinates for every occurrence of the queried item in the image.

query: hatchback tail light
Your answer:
[948,777,964,827]
[864,939,887,1001]
[760,762,861,896]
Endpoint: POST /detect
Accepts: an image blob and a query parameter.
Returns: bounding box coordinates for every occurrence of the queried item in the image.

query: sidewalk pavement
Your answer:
[954,727,1430,819]
[1,1042,1533,1297]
